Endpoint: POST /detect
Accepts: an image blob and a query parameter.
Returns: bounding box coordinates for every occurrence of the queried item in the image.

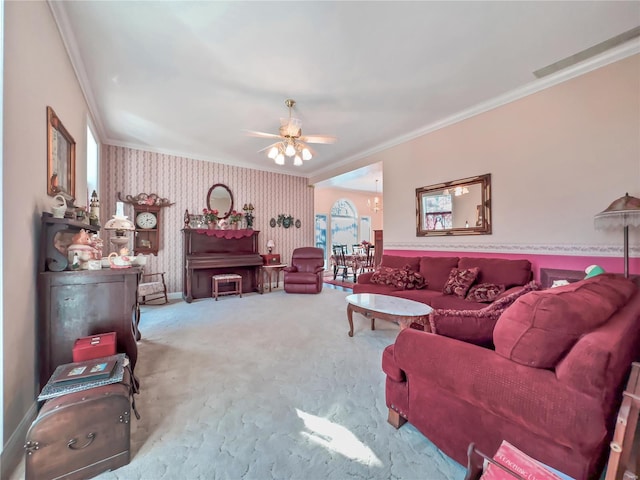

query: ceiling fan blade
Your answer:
[244,129,282,140]
[299,134,337,144]
[257,142,280,154]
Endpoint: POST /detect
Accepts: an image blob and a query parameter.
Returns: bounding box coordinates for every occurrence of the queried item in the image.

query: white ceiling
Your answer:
[50,1,640,193]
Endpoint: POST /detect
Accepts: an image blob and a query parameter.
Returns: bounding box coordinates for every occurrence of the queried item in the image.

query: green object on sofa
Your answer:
[584,264,605,278]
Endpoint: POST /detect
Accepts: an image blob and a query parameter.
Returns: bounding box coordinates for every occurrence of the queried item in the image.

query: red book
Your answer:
[480,441,565,480]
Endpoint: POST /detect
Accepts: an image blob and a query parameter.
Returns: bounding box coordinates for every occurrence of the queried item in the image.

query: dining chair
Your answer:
[332,245,355,281]
[361,244,376,273]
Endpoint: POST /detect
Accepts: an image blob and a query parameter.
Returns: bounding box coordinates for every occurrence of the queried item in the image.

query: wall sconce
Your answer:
[266,239,275,254]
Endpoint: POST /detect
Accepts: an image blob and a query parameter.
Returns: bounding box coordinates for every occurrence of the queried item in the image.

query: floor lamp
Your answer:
[594,193,640,278]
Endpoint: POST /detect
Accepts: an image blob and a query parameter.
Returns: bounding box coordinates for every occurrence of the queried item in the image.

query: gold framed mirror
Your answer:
[416,174,491,236]
[46,106,76,198]
[206,183,234,219]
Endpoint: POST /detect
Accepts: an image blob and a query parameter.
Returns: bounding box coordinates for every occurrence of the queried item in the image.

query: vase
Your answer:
[231,223,239,230]
[208,223,217,230]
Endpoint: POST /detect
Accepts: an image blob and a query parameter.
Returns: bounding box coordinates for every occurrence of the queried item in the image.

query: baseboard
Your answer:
[1,401,37,479]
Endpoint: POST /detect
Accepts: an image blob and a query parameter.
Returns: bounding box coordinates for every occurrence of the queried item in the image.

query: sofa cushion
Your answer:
[419,257,459,291]
[458,257,532,288]
[443,267,479,298]
[494,274,637,369]
[380,254,421,271]
[466,283,505,303]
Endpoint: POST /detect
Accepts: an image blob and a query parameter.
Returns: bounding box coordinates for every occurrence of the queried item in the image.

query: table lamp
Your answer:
[594,193,640,278]
[104,214,135,253]
[267,239,275,254]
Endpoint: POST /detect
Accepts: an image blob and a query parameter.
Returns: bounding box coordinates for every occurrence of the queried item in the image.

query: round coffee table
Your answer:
[345,293,433,337]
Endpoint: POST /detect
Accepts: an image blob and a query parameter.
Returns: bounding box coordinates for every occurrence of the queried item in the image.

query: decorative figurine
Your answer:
[89,190,100,226]
[243,203,255,229]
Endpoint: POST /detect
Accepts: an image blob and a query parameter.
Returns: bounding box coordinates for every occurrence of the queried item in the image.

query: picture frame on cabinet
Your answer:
[47,106,76,198]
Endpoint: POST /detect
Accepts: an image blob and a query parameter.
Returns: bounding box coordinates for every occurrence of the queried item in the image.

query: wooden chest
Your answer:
[25,377,132,480]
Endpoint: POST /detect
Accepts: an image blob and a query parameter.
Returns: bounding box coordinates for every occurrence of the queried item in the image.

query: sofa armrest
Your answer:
[357,272,375,284]
[391,329,605,445]
[313,266,324,274]
[283,266,298,273]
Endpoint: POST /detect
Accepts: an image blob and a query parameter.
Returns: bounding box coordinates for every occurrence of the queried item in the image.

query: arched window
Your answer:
[331,199,358,249]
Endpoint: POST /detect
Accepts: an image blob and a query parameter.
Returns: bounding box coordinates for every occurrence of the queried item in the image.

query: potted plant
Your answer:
[203,208,219,229]
[228,210,244,229]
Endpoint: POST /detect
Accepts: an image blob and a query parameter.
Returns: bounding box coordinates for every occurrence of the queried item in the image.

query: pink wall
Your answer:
[385,249,640,280]
[315,55,639,272]
[102,146,315,294]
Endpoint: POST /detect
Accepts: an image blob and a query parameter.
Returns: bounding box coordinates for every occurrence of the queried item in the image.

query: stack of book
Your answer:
[479,441,571,480]
[38,353,126,401]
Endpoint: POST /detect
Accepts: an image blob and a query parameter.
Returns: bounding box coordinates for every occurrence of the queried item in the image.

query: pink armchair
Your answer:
[284,247,325,294]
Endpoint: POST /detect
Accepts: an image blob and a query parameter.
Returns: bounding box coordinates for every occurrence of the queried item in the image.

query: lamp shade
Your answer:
[266,239,275,249]
[594,193,640,229]
[103,215,135,231]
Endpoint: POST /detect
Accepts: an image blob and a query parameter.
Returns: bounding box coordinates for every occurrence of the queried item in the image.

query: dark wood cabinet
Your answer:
[260,254,281,265]
[38,268,141,389]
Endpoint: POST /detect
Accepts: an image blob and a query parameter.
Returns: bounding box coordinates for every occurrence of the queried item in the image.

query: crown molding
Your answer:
[384,242,640,258]
[47,1,107,143]
[308,38,640,179]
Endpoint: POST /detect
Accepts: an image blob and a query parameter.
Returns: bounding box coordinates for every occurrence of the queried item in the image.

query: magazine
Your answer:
[480,440,564,480]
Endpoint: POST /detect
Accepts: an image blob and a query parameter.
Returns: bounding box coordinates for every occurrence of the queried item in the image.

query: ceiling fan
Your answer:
[245,99,336,166]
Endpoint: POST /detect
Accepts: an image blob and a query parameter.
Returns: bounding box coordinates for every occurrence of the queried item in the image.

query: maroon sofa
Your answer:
[382,273,640,480]
[354,254,532,309]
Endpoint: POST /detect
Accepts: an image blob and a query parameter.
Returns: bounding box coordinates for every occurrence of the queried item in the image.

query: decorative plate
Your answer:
[295,219,301,228]
[270,218,276,228]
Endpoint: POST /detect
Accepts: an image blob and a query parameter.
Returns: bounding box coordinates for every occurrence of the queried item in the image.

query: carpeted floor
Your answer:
[12,289,465,480]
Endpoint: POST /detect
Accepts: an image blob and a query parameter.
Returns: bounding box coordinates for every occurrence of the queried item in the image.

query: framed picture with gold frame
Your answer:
[47,106,76,198]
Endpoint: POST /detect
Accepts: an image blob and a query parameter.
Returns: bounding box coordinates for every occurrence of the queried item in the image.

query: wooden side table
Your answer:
[259,264,287,293]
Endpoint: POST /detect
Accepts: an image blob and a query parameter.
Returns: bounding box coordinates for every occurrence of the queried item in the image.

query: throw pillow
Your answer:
[370,266,398,287]
[442,267,479,298]
[398,266,427,290]
[371,265,426,290]
[428,281,541,346]
[466,283,506,303]
[494,274,637,369]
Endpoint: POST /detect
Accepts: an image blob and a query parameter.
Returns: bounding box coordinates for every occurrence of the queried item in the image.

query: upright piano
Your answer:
[182,228,262,302]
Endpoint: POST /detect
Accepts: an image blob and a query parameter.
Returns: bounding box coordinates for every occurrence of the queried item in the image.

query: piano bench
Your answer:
[212,274,243,301]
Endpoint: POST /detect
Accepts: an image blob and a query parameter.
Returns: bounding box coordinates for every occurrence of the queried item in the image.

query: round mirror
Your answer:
[206,183,234,219]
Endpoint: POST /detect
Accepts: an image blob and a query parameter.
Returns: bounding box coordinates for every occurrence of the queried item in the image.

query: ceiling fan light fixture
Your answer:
[275,153,285,165]
[267,146,279,160]
[293,155,303,166]
[302,147,312,161]
[285,142,296,157]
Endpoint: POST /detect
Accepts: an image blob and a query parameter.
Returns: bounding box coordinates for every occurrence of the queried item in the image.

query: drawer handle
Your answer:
[67,432,95,450]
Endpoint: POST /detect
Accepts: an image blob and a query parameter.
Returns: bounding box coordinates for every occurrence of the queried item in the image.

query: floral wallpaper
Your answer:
[101,146,314,294]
